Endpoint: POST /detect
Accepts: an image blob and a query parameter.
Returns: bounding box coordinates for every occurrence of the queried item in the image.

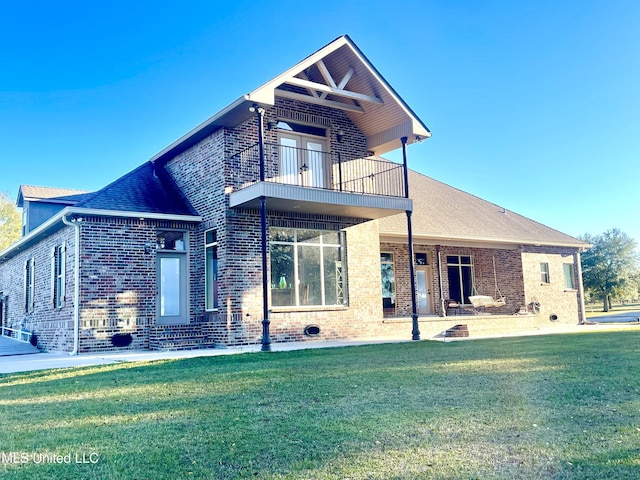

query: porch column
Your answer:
[251,104,271,351]
[401,137,420,341]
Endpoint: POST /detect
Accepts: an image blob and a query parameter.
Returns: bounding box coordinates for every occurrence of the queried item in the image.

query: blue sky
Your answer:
[1,0,638,243]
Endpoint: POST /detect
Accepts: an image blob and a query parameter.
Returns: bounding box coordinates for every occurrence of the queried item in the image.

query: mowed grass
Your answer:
[2,331,640,479]
[586,302,640,318]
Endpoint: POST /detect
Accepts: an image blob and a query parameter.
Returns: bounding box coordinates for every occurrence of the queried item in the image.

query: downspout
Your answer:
[62,215,80,355]
[575,250,587,324]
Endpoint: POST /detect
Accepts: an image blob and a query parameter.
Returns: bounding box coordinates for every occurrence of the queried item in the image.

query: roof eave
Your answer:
[379,231,589,250]
[0,207,202,262]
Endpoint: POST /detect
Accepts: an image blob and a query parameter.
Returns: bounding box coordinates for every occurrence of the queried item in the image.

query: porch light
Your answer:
[337,130,344,143]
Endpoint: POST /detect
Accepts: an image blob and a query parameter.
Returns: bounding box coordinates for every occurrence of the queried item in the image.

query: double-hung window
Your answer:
[540,262,550,284]
[205,229,218,310]
[270,228,347,307]
[51,244,66,308]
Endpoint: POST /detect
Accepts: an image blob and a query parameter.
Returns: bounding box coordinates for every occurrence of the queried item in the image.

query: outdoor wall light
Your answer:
[144,242,153,254]
[415,135,424,144]
[336,130,344,143]
[267,120,277,131]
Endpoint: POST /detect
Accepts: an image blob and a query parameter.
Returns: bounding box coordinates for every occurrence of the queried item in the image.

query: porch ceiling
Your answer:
[229,182,412,220]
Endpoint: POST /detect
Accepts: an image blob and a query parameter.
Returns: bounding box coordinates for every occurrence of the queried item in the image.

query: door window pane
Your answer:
[279,137,298,184]
[160,257,181,316]
[306,141,324,187]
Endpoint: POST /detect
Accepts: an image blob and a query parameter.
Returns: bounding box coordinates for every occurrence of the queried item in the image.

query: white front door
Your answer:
[157,253,187,324]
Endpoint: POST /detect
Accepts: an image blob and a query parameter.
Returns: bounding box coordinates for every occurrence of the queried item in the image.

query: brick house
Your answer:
[0,35,589,353]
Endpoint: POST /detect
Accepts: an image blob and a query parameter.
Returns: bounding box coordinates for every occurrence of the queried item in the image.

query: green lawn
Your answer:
[2,331,640,479]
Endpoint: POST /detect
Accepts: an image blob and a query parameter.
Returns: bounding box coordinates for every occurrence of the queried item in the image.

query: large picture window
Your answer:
[205,229,218,310]
[447,255,474,305]
[270,228,347,307]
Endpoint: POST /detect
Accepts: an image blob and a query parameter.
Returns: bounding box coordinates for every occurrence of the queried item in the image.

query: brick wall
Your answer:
[159,95,387,347]
[521,245,582,324]
[0,225,75,352]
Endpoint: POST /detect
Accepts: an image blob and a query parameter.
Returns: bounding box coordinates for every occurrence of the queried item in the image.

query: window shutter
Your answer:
[61,242,66,306]
[24,259,29,313]
[51,246,56,307]
[30,258,35,312]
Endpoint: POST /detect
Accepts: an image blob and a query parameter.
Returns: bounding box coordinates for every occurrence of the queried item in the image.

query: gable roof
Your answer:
[17,185,92,207]
[151,35,430,165]
[74,162,198,216]
[378,169,588,249]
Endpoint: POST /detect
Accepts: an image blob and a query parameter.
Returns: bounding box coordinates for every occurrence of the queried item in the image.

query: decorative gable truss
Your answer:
[278,59,383,114]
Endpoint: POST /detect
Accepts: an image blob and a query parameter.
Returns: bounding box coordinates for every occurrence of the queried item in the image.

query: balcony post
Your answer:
[251,104,271,351]
[401,136,420,341]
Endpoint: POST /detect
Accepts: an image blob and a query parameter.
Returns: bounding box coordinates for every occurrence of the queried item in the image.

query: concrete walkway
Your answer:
[1,322,638,375]
[0,335,39,356]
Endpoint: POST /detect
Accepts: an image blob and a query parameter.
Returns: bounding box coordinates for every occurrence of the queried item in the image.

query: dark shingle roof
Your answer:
[75,162,198,216]
[17,185,93,207]
[379,169,587,248]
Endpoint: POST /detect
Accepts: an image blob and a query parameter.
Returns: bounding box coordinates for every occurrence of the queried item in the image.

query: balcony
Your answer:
[228,143,412,219]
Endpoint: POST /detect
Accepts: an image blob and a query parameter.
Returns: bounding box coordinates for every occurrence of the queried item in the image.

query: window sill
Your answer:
[271,305,349,313]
